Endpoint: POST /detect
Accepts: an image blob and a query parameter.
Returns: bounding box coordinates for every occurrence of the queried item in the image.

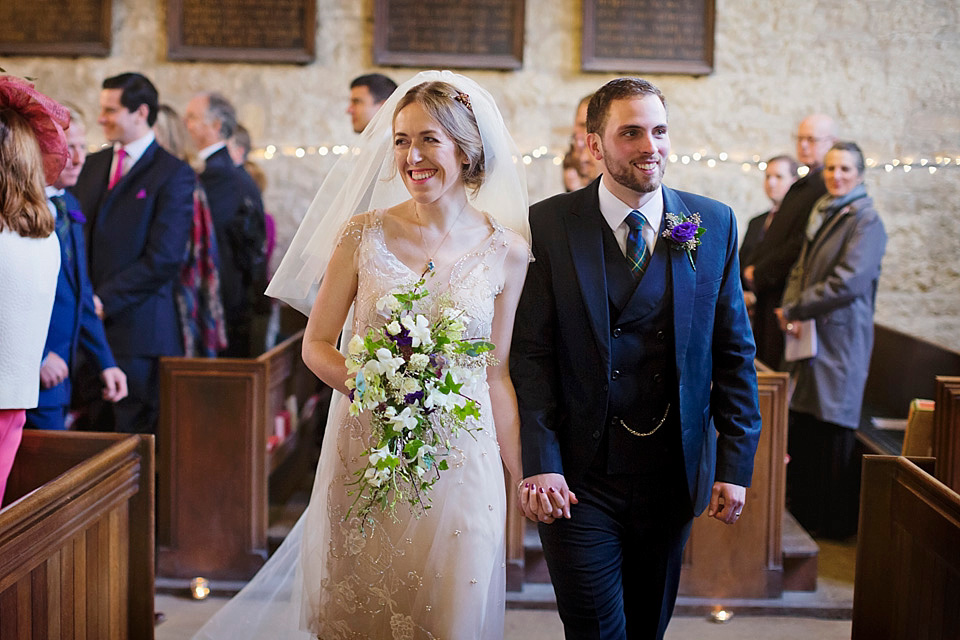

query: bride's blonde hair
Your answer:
[393,81,485,194]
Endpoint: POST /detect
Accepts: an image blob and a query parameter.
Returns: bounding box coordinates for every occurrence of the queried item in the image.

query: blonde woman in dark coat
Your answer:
[775,141,886,538]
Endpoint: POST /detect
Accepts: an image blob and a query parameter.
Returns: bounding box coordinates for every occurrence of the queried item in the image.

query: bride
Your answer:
[195,71,552,639]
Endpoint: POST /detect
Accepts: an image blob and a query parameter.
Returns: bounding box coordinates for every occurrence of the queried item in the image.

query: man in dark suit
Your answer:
[742,114,836,368]
[27,108,127,430]
[738,155,798,326]
[72,72,194,434]
[511,78,762,640]
[184,92,265,357]
[347,73,397,134]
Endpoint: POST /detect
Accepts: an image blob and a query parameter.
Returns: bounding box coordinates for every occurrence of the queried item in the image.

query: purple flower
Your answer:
[391,326,413,347]
[404,390,424,404]
[348,388,355,401]
[671,220,698,243]
[67,209,86,224]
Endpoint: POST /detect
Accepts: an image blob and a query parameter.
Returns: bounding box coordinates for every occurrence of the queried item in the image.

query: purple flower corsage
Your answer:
[67,208,86,224]
[661,212,705,271]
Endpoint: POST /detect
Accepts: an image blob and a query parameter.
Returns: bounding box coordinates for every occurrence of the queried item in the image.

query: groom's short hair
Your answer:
[586,78,666,137]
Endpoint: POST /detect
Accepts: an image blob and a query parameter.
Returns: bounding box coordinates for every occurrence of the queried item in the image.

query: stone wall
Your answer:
[7,0,959,349]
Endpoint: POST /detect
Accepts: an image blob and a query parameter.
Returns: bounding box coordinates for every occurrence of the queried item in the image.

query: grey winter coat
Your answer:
[780,194,887,428]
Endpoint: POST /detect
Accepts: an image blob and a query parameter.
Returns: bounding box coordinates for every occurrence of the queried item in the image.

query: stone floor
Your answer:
[155,535,856,639]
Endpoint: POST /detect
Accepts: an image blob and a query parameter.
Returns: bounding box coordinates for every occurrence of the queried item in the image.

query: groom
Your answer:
[511,78,762,639]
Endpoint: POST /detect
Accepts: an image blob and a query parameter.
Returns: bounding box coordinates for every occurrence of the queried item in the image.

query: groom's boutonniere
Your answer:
[662,212,705,271]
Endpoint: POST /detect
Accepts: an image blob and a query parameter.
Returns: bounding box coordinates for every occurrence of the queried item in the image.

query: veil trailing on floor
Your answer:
[194,70,528,639]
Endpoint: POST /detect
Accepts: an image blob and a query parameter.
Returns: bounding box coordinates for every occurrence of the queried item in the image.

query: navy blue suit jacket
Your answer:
[511,179,762,515]
[199,147,264,318]
[37,191,116,408]
[72,141,195,357]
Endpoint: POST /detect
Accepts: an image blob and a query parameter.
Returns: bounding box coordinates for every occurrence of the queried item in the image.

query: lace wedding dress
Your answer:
[196,210,514,640]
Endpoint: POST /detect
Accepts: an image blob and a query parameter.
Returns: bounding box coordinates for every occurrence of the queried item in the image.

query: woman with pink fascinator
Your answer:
[0,76,68,505]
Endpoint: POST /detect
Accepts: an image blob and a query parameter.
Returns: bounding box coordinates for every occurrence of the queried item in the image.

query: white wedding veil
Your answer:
[194,71,528,639]
[265,69,529,316]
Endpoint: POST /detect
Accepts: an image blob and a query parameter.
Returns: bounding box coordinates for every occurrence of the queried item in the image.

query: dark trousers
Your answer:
[786,410,859,539]
[112,355,160,434]
[24,405,68,430]
[539,468,693,640]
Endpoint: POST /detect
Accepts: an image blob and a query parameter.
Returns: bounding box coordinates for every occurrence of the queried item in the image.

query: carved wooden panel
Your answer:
[374,0,524,69]
[853,456,960,639]
[0,432,151,639]
[934,376,960,493]
[679,370,788,597]
[167,0,315,63]
[582,0,714,75]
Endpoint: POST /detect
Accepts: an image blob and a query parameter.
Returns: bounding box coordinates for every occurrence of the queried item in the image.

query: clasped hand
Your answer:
[516,473,578,524]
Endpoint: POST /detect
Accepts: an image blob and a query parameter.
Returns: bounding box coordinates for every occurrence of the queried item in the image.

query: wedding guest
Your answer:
[776,141,886,539]
[184,92,265,356]
[154,103,227,357]
[512,77,762,640]
[739,155,798,314]
[26,104,127,431]
[227,122,251,166]
[565,93,599,189]
[0,76,65,501]
[347,73,397,133]
[72,72,195,434]
[744,114,836,367]
[561,144,582,192]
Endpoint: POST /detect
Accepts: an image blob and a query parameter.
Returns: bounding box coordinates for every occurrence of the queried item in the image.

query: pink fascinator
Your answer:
[0,75,70,184]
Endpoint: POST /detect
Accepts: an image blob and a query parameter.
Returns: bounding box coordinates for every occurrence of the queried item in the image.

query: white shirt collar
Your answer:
[597,179,664,254]
[45,185,65,198]
[115,131,155,166]
[198,141,227,161]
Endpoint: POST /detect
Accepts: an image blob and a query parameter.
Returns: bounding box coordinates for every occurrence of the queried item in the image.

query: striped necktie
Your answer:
[625,209,650,278]
[51,195,73,263]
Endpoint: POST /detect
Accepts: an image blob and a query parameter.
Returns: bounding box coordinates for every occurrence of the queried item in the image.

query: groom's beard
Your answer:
[602,147,665,194]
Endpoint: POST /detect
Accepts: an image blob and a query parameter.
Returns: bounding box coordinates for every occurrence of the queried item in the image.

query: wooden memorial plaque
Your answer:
[582,0,714,75]
[374,0,524,70]
[0,0,110,57]
[168,0,315,63]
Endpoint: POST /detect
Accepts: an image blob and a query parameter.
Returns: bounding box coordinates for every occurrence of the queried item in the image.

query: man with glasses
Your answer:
[743,114,837,368]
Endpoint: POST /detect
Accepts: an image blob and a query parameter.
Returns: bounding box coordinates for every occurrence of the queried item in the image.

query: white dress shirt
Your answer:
[597,178,664,257]
[109,131,156,184]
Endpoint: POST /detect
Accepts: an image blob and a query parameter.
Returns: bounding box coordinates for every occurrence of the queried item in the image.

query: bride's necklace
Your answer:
[415,200,468,272]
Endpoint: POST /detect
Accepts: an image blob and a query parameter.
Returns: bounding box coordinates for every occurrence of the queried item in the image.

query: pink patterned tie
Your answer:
[108,148,127,190]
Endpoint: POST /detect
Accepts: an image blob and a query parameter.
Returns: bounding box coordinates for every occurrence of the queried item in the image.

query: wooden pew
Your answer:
[933,376,960,492]
[852,456,960,639]
[678,369,790,598]
[0,430,154,639]
[157,329,324,586]
[857,324,960,456]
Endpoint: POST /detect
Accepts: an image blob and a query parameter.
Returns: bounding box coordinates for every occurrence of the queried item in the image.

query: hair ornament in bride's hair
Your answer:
[267,70,529,317]
[453,91,472,111]
[0,75,69,184]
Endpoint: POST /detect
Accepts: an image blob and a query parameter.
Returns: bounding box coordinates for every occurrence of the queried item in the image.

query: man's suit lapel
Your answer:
[663,187,697,376]
[100,141,158,215]
[564,182,611,370]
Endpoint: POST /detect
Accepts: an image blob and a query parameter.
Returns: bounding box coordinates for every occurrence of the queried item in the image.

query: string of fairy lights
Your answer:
[247,143,960,176]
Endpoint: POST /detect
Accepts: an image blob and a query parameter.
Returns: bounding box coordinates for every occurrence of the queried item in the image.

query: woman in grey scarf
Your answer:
[775,141,887,539]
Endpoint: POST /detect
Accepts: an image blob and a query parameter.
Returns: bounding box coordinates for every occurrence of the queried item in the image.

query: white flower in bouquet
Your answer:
[401,313,434,348]
[407,353,430,372]
[376,292,402,313]
[348,333,365,356]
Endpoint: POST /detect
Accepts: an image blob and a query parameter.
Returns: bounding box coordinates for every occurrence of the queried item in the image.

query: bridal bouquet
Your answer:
[344,276,495,532]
